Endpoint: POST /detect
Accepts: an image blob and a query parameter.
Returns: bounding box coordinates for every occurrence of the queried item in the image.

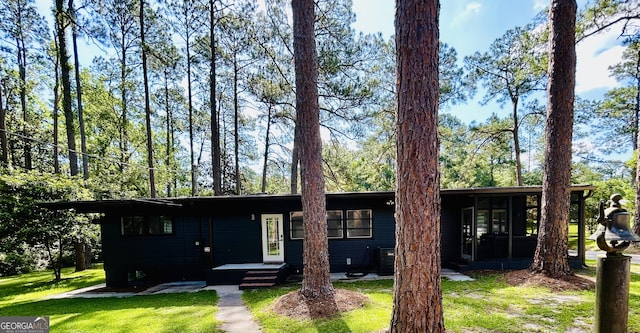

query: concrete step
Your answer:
[239,282,276,290]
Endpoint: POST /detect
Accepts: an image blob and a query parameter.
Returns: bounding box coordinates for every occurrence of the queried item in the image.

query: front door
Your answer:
[261,214,284,263]
[462,207,474,261]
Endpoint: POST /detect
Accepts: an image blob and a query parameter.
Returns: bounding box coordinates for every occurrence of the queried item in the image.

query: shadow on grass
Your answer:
[1,291,219,333]
[304,292,352,333]
[0,267,105,307]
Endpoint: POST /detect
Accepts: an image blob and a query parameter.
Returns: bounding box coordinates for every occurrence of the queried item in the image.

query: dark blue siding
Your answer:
[212,214,261,265]
[284,198,396,273]
[101,215,208,287]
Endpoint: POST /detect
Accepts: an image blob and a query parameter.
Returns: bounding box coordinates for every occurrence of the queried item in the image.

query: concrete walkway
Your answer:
[207,285,262,333]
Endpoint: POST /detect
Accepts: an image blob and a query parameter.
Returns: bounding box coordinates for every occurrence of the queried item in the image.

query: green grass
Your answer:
[243,265,640,333]
[243,280,392,333]
[0,265,105,308]
[0,266,220,333]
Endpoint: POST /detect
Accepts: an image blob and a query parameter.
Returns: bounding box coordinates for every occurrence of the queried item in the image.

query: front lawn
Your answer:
[0,266,220,333]
[243,264,640,333]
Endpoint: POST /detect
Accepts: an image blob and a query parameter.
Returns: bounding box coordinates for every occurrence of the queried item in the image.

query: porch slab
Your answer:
[212,263,287,270]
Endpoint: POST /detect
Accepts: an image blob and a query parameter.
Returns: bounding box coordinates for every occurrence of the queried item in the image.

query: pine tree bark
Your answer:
[292,0,333,298]
[233,54,241,195]
[633,47,640,237]
[52,32,61,174]
[69,0,88,180]
[290,117,300,194]
[0,81,8,167]
[140,0,156,198]
[210,0,222,196]
[390,0,444,332]
[261,105,273,193]
[163,68,173,196]
[55,0,78,176]
[530,0,577,278]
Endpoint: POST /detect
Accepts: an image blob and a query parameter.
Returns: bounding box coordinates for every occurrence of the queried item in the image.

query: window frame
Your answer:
[289,211,305,240]
[346,209,373,239]
[289,209,372,240]
[121,215,175,236]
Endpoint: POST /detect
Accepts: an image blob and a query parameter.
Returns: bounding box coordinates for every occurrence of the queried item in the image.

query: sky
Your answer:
[351,0,625,116]
[33,0,631,163]
[351,0,630,162]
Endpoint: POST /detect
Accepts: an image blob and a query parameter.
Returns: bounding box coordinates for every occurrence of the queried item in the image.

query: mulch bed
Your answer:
[503,269,595,292]
[271,288,369,319]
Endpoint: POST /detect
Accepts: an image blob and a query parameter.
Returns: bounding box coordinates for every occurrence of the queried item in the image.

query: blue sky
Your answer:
[352,0,625,122]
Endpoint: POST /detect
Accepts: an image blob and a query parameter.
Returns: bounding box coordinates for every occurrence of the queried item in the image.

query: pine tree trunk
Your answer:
[210,0,222,196]
[52,31,61,174]
[633,48,640,238]
[292,0,333,298]
[17,34,32,170]
[233,55,241,195]
[164,69,173,196]
[531,0,577,278]
[74,241,86,272]
[261,106,272,193]
[187,32,196,196]
[512,100,523,186]
[390,0,444,332]
[70,0,89,180]
[56,0,78,176]
[140,0,156,198]
[290,119,300,194]
[0,82,8,167]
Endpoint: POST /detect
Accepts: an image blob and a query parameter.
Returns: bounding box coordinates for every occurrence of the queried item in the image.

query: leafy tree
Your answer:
[56,0,79,176]
[167,0,206,196]
[91,0,140,179]
[0,0,48,171]
[139,0,156,197]
[578,0,640,41]
[68,0,89,180]
[464,24,547,186]
[217,3,257,195]
[467,114,518,186]
[291,0,333,300]
[0,170,95,279]
[208,0,224,195]
[391,0,443,331]
[531,0,577,278]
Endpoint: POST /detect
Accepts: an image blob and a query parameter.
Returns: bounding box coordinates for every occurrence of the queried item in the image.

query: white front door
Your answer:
[261,214,284,263]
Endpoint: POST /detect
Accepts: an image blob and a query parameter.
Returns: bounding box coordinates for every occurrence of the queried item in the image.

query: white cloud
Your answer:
[532,0,547,12]
[452,2,482,26]
[575,29,625,94]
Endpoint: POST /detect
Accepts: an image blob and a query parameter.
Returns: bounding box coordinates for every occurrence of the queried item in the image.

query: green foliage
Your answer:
[323,140,395,192]
[0,169,96,278]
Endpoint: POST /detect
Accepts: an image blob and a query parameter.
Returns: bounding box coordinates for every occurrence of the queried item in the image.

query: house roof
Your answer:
[39,184,596,214]
[38,198,182,213]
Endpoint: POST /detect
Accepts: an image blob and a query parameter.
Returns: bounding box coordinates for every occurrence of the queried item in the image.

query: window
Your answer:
[327,210,343,239]
[288,209,374,239]
[290,210,344,240]
[492,209,507,234]
[290,212,304,240]
[121,216,174,236]
[526,194,540,236]
[347,209,372,238]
